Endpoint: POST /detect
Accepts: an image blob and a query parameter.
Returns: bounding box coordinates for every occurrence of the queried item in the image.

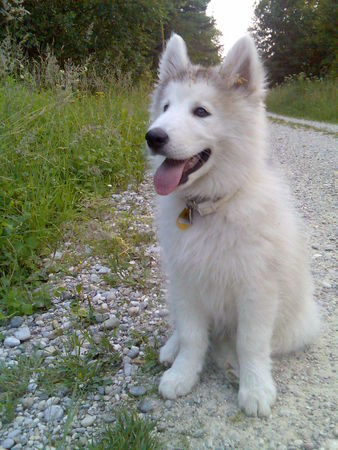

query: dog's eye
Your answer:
[193,107,210,118]
[163,103,169,112]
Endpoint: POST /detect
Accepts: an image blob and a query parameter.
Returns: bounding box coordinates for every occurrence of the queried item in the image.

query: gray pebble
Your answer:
[164,400,173,409]
[2,438,15,449]
[7,430,21,440]
[14,326,31,341]
[12,444,22,450]
[81,415,96,427]
[54,250,63,260]
[9,316,24,328]
[138,398,155,413]
[105,290,116,302]
[124,363,132,377]
[103,414,115,423]
[93,312,105,323]
[93,292,104,302]
[102,316,119,330]
[62,321,72,330]
[158,308,169,317]
[157,423,166,432]
[44,405,64,422]
[90,274,100,283]
[38,400,46,410]
[127,346,139,359]
[19,436,27,446]
[22,396,34,409]
[303,443,314,450]
[4,337,20,348]
[128,306,139,316]
[27,382,38,393]
[104,385,114,395]
[129,385,146,396]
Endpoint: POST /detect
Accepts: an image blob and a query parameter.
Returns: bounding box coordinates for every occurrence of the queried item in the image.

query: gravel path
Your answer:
[268,113,338,134]
[0,117,337,449]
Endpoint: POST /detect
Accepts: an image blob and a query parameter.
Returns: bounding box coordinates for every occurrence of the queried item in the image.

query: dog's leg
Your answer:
[236,288,277,417]
[159,303,208,399]
[160,330,180,365]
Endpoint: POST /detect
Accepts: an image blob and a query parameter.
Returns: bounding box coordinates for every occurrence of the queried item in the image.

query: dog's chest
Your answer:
[158,204,241,286]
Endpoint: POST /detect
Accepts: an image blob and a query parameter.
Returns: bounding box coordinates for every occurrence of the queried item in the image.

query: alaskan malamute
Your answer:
[145,34,320,416]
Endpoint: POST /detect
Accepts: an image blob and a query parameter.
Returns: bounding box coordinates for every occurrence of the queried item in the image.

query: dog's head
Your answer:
[146,34,267,199]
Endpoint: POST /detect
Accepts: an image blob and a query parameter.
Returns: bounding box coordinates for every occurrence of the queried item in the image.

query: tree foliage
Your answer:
[0,0,221,79]
[250,0,337,84]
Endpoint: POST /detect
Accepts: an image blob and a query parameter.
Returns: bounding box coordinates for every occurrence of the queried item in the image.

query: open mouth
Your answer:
[153,149,211,196]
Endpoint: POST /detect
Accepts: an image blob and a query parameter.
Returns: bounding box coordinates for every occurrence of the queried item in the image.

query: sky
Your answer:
[207,0,256,55]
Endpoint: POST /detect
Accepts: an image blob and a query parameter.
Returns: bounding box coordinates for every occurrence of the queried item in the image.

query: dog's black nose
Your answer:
[145,128,169,152]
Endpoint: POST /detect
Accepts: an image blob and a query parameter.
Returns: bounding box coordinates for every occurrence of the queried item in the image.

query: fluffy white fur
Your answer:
[147,33,320,417]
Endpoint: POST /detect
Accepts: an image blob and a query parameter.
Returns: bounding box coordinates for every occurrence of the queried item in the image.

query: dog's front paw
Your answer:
[238,378,276,417]
[159,367,198,399]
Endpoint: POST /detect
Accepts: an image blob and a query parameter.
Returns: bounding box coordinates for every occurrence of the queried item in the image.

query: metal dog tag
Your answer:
[177,207,193,230]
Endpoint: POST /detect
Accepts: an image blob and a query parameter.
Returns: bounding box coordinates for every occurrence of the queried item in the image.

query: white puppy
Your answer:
[146,33,320,417]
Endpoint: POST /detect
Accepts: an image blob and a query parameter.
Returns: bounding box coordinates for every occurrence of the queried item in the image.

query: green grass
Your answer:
[0,355,41,423]
[266,76,337,123]
[87,409,160,450]
[39,330,122,395]
[0,77,148,317]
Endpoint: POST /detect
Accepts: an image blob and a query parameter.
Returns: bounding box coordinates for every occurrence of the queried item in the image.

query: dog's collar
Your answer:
[186,191,237,216]
[177,190,238,230]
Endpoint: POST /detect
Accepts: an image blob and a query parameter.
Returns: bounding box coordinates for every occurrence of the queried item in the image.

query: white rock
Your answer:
[14,326,31,341]
[127,346,139,359]
[105,290,116,301]
[44,405,63,422]
[128,306,139,316]
[90,274,100,283]
[102,316,119,330]
[81,415,96,427]
[54,250,63,260]
[44,346,57,355]
[62,321,72,330]
[22,397,34,409]
[2,438,15,449]
[4,337,20,348]
[158,308,169,317]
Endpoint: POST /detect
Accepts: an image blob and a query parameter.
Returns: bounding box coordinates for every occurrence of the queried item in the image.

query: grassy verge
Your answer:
[0,78,148,317]
[266,76,337,123]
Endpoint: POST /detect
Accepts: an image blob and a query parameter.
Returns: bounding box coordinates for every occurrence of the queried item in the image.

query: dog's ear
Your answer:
[221,35,265,95]
[158,33,190,82]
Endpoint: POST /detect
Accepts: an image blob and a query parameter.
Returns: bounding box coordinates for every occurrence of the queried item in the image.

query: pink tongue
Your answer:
[154,158,187,195]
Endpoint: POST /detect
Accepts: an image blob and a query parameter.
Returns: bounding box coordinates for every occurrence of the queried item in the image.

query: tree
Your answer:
[250,0,337,84]
[162,0,222,66]
[0,0,221,80]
